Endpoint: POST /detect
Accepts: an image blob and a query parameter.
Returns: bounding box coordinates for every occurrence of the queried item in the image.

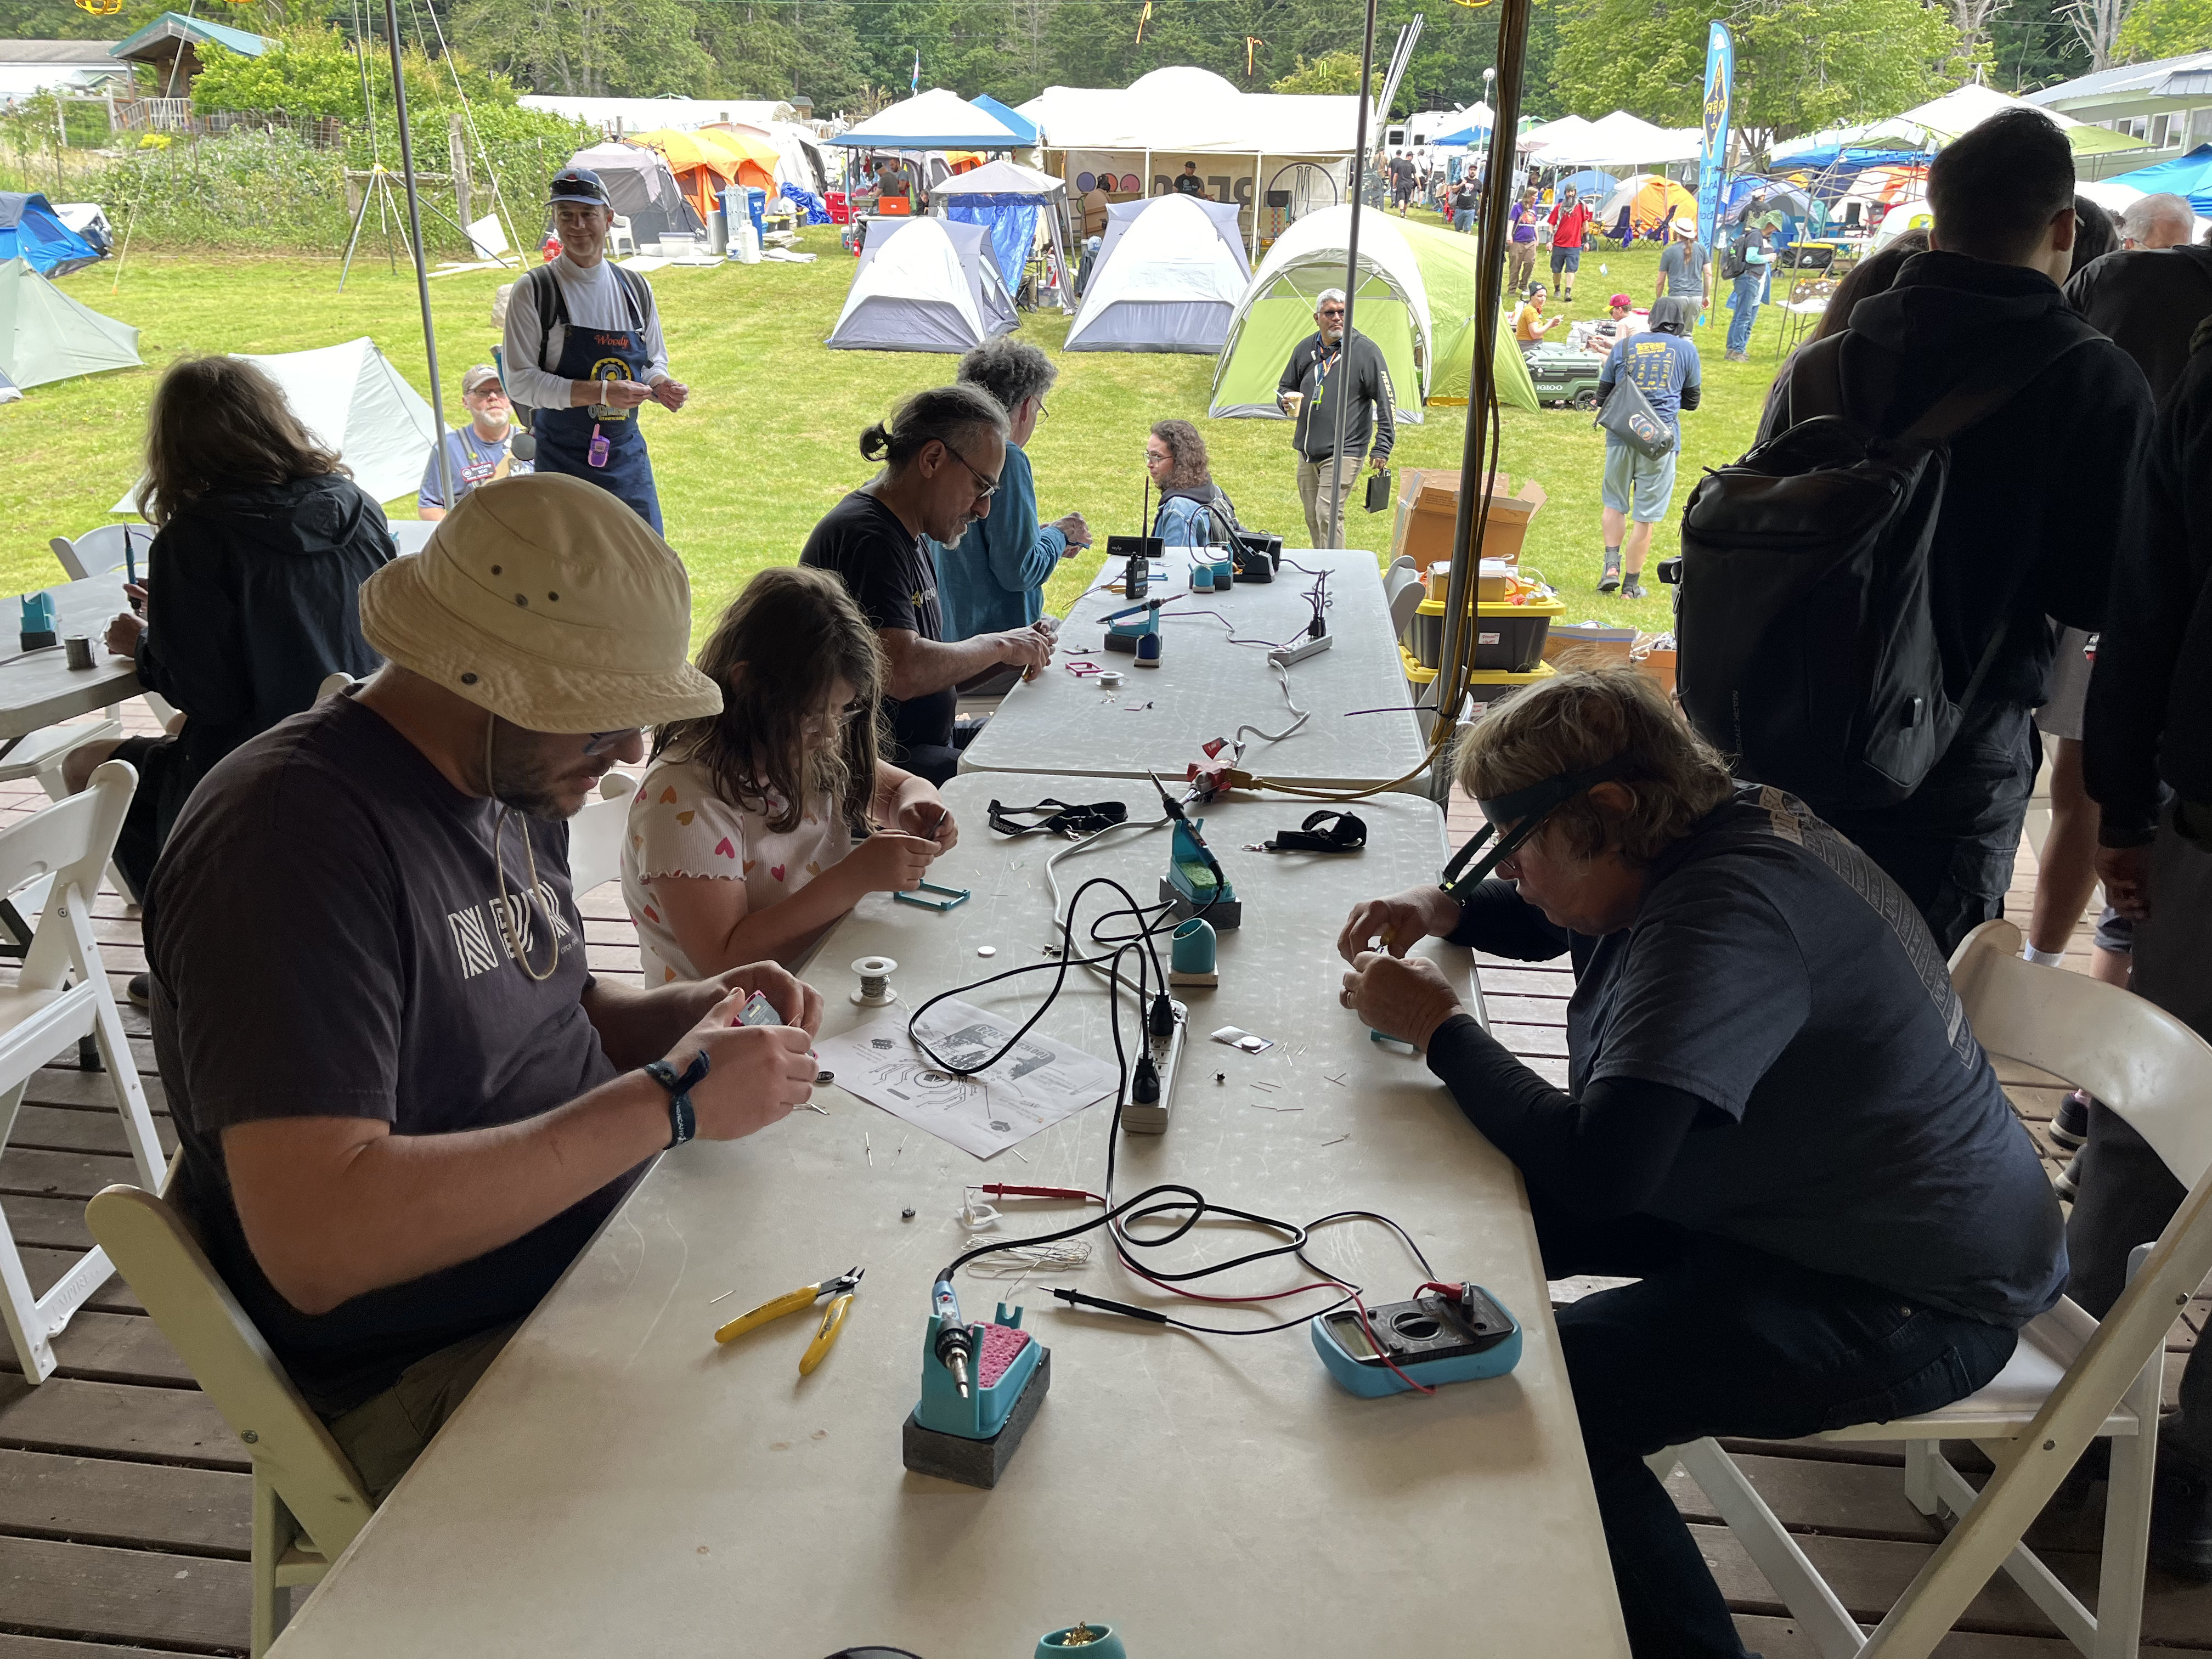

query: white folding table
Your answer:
[0,577,143,743]
[273,776,1624,1657]
[958,549,1430,793]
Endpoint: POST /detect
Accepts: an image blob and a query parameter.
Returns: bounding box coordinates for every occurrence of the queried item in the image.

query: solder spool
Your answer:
[851,956,899,1007]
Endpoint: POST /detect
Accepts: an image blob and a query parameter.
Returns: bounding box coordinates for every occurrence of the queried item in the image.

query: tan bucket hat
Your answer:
[359,474,721,732]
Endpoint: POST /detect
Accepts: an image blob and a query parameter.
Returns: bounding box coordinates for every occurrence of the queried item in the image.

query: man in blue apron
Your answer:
[500,168,689,533]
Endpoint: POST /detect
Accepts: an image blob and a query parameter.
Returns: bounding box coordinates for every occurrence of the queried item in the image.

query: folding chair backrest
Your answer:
[1951,919,2212,1191]
[84,1185,373,1558]
[1384,561,1424,639]
[315,673,357,703]
[4,760,134,992]
[50,524,145,583]
[567,770,636,898]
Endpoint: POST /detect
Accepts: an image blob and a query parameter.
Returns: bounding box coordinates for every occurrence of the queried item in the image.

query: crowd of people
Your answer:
[58,105,2212,1657]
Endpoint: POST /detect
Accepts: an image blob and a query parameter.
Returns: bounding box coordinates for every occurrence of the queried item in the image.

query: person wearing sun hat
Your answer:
[143,475,823,1500]
[500,166,687,533]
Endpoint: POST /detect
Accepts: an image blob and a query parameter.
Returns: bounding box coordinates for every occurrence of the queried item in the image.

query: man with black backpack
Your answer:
[1680,110,2153,956]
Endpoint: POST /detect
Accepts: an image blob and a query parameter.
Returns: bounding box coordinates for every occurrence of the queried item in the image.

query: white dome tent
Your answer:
[1064,194,1252,353]
[825,217,1018,353]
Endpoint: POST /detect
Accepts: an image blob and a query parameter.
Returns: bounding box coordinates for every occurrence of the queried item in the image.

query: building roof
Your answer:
[109,12,270,63]
[0,40,128,65]
[2029,51,2212,106]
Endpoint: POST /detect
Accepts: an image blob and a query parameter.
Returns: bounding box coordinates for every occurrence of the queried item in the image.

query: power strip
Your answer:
[1121,1000,1189,1135]
[1268,634,1334,668]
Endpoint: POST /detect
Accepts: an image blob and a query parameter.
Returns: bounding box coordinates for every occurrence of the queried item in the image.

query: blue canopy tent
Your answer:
[0,194,101,279]
[930,159,1069,310]
[1430,121,1491,147]
[830,88,1031,152]
[970,94,1038,148]
[2100,144,2212,218]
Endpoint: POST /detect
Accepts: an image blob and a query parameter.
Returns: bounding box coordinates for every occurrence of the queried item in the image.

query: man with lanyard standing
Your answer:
[1276,289,1396,549]
[501,168,689,533]
[420,365,532,521]
[1548,184,1595,304]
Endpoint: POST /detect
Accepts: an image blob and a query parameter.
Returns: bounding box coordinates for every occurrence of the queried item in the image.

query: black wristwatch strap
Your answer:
[644,1050,710,1148]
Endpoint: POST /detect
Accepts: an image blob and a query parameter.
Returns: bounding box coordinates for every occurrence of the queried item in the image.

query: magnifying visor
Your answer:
[1437,755,1635,905]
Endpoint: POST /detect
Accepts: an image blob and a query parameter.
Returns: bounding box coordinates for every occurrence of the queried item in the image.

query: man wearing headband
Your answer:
[1335,667,2063,1658]
[500,167,687,533]
[145,476,821,1500]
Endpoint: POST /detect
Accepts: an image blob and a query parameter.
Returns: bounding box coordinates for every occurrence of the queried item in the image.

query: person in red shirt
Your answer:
[1548,185,1596,303]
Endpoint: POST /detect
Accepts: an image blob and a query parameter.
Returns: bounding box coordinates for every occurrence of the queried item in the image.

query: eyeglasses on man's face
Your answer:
[940,443,1002,505]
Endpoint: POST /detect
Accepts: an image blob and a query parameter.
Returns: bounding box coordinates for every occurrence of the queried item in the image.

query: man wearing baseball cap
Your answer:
[418,364,533,521]
[145,475,816,1499]
[499,167,689,533]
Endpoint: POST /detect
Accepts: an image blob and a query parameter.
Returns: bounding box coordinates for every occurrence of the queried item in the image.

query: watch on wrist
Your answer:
[644,1051,710,1148]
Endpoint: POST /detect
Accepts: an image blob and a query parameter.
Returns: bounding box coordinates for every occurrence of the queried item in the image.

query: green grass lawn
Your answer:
[3,222,1805,635]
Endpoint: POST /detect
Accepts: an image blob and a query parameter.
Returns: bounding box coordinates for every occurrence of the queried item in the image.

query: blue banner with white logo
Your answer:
[1695,21,1734,255]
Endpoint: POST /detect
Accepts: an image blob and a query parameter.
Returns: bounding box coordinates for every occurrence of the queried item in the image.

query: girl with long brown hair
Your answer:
[622,566,958,979]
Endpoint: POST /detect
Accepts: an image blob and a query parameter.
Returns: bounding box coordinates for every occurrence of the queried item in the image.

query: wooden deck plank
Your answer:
[24,1071,166,1112]
[18,1250,140,1315]
[3,1196,98,1254]
[0,1536,249,1652]
[1734,1613,2091,1656]
[0,1634,205,1659]
[0,1148,140,1204]
[0,1314,190,1389]
[0,1450,249,1558]
[0,1377,244,1471]
[7,1109,176,1161]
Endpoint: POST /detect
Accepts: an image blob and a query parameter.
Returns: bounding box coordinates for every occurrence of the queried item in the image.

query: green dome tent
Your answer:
[1209,207,1538,421]
[0,257,140,391]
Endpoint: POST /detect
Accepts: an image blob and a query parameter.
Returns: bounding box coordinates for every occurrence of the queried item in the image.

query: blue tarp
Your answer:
[945,201,1036,297]
[970,94,1038,147]
[2102,144,2212,217]
[780,183,832,225]
[0,194,100,279]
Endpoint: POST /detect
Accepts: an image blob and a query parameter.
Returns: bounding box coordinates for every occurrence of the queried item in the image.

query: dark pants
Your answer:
[894,715,985,787]
[1540,1201,2019,1657]
[1824,699,2037,958]
[111,733,188,899]
[2066,806,2212,1476]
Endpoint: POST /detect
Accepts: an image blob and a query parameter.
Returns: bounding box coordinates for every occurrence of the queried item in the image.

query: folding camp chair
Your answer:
[1602,206,1633,250]
[1656,918,2212,1658]
[568,771,637,900]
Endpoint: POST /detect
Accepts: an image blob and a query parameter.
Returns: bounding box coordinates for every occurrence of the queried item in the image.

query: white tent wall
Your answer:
[1060,150,1350,263]
[1064,195,1250,353]
[109,338,435,514]
[826,218,1015,353]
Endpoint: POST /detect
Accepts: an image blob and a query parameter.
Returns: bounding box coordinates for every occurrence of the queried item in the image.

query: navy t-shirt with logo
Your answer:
[418,424,533,512]
[147,692,634,1414]
[799,489,956,761]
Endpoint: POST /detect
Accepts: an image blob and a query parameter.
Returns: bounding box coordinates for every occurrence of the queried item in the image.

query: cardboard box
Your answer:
[1389,468,1548,573]
[1543,621,1637,671]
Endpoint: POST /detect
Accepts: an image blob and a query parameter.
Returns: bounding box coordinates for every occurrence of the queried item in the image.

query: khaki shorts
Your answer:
[324,1322,518,1502]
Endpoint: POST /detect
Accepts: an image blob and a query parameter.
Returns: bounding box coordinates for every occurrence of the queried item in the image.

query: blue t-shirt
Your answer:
[419,425,531,511]
[1599,330,1701,434]
[1533,786,2066,1327]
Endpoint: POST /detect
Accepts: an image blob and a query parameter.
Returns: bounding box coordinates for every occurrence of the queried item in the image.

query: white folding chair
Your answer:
[569,770,636,898]
[1384,555,1424,640]
[0,761,166,1382]
[608,215,637,257]
[48,523,145,583]
[1656,918,2212,1659]
[86,1184,373,1656]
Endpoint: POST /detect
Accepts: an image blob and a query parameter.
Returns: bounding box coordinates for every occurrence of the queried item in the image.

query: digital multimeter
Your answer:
[1311,1283,1523,1397]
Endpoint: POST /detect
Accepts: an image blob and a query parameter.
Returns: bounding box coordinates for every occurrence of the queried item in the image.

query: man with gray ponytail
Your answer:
[801,385,1053,785]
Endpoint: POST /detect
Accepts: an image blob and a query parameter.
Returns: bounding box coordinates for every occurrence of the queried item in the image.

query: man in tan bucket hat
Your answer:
[145,475,823,1499]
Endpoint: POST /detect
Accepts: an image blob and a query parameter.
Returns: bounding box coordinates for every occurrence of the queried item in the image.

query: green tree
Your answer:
[2117,0,2212,58]
[1271,48,1364,94]
[447,0,712,95]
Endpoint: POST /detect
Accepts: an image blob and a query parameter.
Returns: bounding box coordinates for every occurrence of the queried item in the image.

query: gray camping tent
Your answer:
[1063,194,1252,354]
[565,142,705,249]
[825,217,1018,352]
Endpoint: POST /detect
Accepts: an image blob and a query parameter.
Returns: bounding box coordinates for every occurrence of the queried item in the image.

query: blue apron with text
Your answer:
[530,265,664,534]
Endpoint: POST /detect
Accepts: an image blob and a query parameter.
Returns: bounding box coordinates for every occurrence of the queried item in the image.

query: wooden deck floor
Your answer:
[0,748,2205,1655]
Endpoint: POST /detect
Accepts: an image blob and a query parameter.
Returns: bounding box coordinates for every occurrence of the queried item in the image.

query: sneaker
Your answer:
[126,973,150,1009]
[2054,1149,2084,1201]
[2151,1465,2212,1582]
[1725,349,1751,363]
[1598,552,1623,594]
[1622,573,1646,599]
[2050,1088,2092,1149]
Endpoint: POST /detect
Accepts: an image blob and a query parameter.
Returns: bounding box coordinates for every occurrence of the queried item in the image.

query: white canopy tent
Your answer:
[1773,84,2148,161]
[109,338,435,514]
[1064,194,1251,352]
[825,217,1018,353]
[1519,114,1598,154]
[832,88,1030,151]
[933,159,1072,311]
[1531,111,1701,169]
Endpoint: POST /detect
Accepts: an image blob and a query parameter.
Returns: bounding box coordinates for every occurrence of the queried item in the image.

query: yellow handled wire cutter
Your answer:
[713,1266,864,1374]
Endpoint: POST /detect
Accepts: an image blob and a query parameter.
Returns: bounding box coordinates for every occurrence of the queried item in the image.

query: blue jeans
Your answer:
[1725,270,1764,353]
[1540,1201,2018,1657]
[1453,208,1476,233]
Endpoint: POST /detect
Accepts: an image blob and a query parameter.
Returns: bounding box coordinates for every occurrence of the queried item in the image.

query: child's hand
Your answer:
[897,798,958,853]
[844,832,938,895]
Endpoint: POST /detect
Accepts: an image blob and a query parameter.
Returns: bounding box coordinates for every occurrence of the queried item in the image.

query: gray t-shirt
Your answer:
[1565,786,2066,1327]
[1658,239,1708,299]
[148,693,633,1414]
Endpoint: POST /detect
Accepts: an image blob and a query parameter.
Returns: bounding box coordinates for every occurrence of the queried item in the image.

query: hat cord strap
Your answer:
[486,717,561,984]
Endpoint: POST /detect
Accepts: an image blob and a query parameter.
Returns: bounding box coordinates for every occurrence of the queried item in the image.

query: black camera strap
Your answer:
[986,798,1129,839]
[1258,810,1368,854]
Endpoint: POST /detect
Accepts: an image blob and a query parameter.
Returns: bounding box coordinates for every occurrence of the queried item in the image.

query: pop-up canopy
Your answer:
[832,89,1031,151]
[933,160,1069,306]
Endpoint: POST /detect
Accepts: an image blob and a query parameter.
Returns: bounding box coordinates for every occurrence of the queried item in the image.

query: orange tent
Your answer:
[632,128,778,224]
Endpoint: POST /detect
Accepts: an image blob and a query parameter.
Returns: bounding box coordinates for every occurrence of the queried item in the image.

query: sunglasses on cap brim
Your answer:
[1436,755,1633,905]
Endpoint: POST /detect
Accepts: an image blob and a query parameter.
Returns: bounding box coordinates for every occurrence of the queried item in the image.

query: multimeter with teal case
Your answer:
[1311,1282,1523,1397]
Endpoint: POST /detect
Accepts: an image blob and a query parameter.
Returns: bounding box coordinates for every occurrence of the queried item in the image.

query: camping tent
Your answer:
[832,89,1030,151]
[1560,168,1620,200]
[826,217,1018,352]
[1599,174,1697,236]
[0,365,18,404]
[109,338,434,514]
[2097,144,2212,218]
[1065,194,1250,353]
[933,158,1069,308]
[0,193,103,279]
[633,128,777,225]
[0,257,138,390]
[565,143,704,247]
[1210,207,1538,421]
[1871,194,1936,249]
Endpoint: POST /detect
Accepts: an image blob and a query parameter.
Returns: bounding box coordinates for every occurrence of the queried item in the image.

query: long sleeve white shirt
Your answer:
[500,253,670,411]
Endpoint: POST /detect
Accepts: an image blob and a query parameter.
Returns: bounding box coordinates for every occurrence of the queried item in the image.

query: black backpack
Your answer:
[1675,325,2093,811]
[1719,229,1751,281]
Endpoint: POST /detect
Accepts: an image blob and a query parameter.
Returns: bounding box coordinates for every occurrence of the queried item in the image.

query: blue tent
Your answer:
[2102,144,2212,218]
[932,158,1066,306]
[970,94,1038,147]
[1431,122,1491,147]
[1560,168,1620,199]
[0,194,101,279]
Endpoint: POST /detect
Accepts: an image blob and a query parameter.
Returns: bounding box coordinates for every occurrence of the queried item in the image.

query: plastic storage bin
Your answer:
[1404,593,1564,674]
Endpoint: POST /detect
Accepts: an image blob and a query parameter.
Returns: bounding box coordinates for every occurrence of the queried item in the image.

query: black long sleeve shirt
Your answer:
[1277,329,1397,463]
